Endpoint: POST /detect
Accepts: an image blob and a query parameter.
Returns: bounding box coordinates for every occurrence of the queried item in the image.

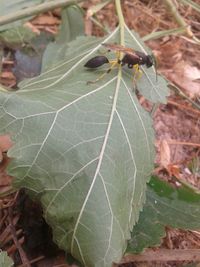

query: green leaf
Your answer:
[127,176,200,254]
[0,27,168,266]
[58,5,84,43]
[0,0,44,30]
[185,264,199,267]
[0,251,14,267]
[0,85,7,92]
[0,25,37,46]
[42,5,84,70]
[0,0,43,16]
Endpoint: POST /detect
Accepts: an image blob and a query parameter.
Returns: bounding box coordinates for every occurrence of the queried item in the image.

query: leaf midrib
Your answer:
[70,74,121,260]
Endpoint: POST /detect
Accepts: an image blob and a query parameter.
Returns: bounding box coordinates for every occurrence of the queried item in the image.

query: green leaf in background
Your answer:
[185,264,200,267]
[42,5,84,70]
[0,0,43,16]
[13,32,54,83]
[0,251,14,267]
[0,26,168,266]
[0,25,37,47]
[0,0,44,30]
[127,176,200,254]
[58,5,84,43]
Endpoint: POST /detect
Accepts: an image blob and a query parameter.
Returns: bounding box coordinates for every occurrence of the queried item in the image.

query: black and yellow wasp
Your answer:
[84,43,155,84]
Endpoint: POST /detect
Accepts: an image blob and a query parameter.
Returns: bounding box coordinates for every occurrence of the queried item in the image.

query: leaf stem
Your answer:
[115,0,125,46]
[163,0,193,37]
[0,0,83,27]
[179,0,200,13]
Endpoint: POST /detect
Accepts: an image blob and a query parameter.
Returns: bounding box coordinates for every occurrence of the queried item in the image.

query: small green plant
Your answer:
[0,251,14,267]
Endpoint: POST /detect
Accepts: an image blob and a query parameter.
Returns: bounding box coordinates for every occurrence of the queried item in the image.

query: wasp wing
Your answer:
[102,43,141,59]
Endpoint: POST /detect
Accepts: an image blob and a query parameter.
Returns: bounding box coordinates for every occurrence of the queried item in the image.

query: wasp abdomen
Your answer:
[84,56,109,68]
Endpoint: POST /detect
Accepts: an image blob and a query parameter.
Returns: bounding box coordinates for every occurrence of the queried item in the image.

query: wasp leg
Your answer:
[87,60,119,84]
[133,64,143,80]
[131,64,143,89]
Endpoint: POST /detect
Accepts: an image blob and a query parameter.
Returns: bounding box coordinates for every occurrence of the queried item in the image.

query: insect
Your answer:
[84,43,156,84]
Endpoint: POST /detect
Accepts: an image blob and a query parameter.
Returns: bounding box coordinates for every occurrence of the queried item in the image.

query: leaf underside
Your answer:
[0,26,169,266]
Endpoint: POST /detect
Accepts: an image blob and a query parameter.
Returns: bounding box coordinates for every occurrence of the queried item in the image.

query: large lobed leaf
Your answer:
[128,176,200,253]
[0,26,168,266]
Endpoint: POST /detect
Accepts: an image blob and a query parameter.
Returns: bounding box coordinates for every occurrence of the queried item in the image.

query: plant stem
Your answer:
[117,249,200,263]
[163,0,193,37]
[0,0,83,27]
[179,0,200,13]
[169,83,200,110]
[115,0,125,46]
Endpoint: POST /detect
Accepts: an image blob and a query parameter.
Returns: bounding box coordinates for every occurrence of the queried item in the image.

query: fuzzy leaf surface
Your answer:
[128,176,200,253]
[0,27,168,266]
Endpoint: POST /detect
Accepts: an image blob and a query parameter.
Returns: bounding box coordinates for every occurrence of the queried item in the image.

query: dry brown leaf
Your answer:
[0,135,13,162]
[0,71,16,87]
[160,139,171,169]
[169,62,200,98]
[85,18,93,36]
[24,22,41,34]
[0,155,12,189]
[167,164,181,179]
[0,71,15,80]
[0,135,13,152]
[31,14,60,26]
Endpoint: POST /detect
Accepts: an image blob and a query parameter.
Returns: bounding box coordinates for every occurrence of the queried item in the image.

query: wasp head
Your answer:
[145,55,154,68]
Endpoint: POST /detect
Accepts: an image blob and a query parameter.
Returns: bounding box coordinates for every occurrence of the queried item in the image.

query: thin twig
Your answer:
[167,139,200,148]
[167,100,200,116]
[169,83,200,110]
[0,0,83,27]
[115,249,200,264]
[17,255,45,267]
[7,237,24,255]
[8,207,31,267]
